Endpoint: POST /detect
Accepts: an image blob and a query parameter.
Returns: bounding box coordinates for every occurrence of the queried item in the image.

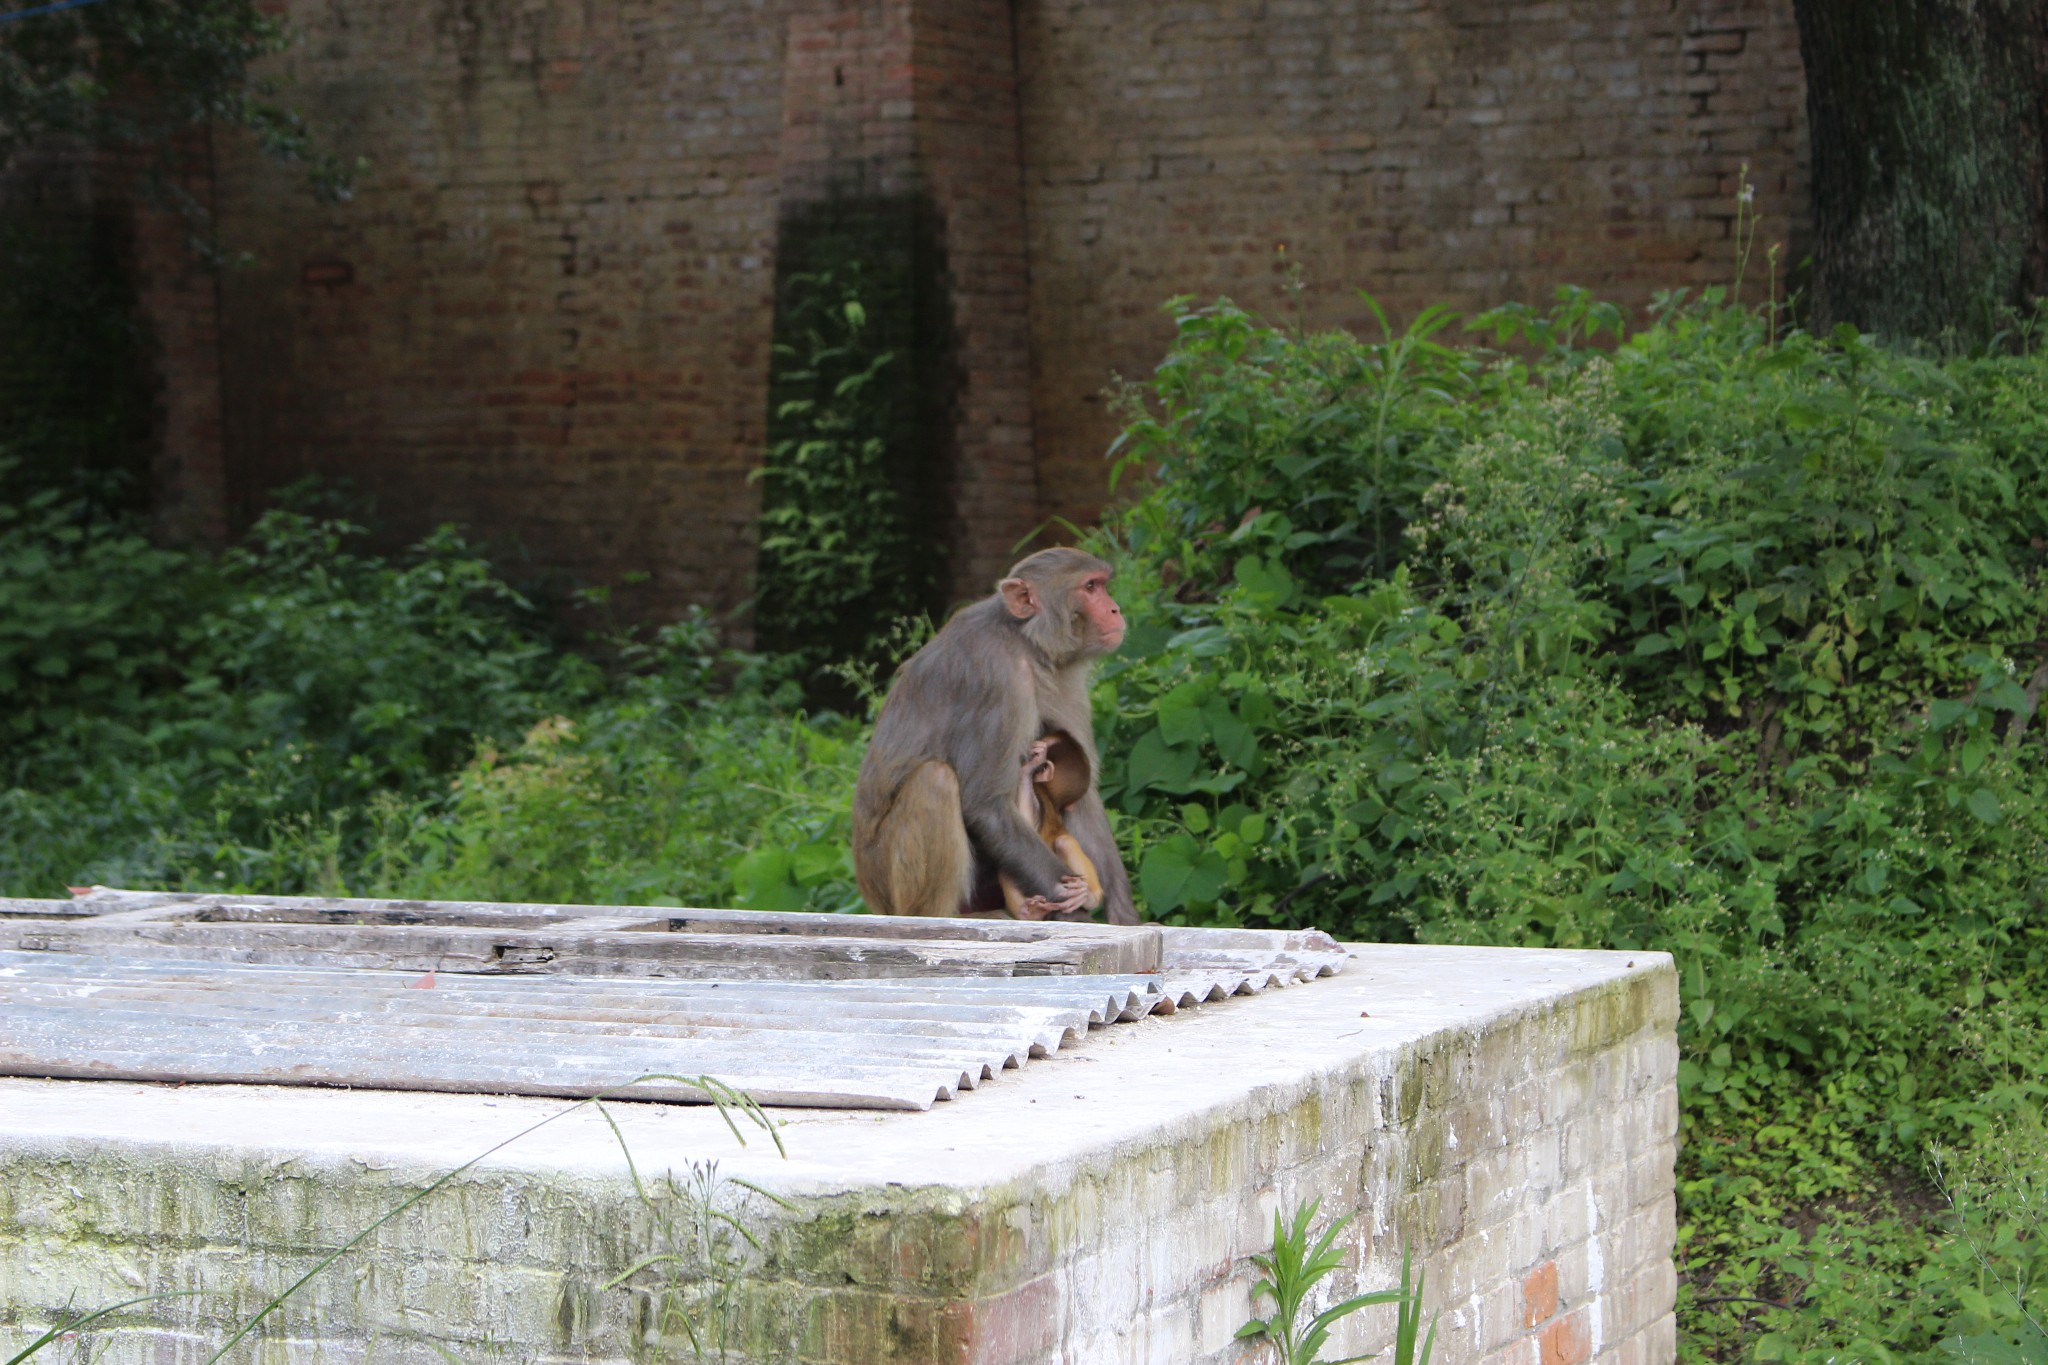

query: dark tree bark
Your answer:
[1792,0,2048,343]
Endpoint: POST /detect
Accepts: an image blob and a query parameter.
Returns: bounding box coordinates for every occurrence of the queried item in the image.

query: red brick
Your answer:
[1522,1259,1559,1327]
[1540,1308,1592,1365]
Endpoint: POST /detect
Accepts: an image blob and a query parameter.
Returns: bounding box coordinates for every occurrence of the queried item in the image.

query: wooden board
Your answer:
[0,889,1161,979]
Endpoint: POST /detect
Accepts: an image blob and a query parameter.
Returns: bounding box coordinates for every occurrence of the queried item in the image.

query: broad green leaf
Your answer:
[1139,836,1198,910]
[1167,625,1233,657]
[1929,698,1973,731]
[1941,1324,2048,1365]
[1155,683,1209,746]
[1205,699,1259,769]
[1378,760,1420,788]
[1234,554,1299,611]
[1127,727,1202,793]
[729,849,806,911]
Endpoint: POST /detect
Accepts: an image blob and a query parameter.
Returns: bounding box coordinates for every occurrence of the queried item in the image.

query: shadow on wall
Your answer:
[753,194,957,699]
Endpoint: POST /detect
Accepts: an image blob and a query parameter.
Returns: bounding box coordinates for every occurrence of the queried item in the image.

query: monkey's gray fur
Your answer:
[851,547,1139,924]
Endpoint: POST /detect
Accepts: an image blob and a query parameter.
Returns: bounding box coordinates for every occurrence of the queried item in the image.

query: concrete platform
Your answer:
[0,943,1679,1365]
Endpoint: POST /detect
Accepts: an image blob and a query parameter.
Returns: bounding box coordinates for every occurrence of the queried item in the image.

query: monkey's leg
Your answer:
[1050,833,1104,908]
[856,761,974,917]
[1058,790,1138,925]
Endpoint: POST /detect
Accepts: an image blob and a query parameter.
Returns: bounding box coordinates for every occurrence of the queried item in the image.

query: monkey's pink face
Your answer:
[1076,573,1125,652]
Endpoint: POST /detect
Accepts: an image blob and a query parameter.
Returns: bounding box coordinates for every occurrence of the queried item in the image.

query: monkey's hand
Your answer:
[1016,877,1091,921]
[1047,876,1090,914]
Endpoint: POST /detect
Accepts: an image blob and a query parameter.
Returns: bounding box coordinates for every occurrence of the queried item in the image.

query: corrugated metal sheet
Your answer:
[0,892,1346,1110]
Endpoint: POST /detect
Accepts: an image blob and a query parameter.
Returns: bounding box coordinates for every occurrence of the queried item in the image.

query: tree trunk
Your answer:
[1792,0,2048,344]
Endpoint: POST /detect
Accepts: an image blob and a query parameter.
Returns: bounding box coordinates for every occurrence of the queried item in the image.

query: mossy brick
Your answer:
[804,1285,964,1363]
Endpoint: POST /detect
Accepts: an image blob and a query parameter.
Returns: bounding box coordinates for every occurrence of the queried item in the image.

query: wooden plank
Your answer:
[0,899,94,918]
[0,917,1158,979]
[66,889,1165,962]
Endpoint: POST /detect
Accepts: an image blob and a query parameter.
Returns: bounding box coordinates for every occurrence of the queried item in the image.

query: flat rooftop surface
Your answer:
[0,944,1664,1196]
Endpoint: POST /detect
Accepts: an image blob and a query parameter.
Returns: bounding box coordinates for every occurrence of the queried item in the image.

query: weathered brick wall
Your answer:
[1019,0,1809,527]
[211,0,792,621]
[910,0,1040,595]
[775,0,1039,601]
[0,950,1679,1364]
[0,136,226,546]
[135,133,231,548]
[147,0,1804,618]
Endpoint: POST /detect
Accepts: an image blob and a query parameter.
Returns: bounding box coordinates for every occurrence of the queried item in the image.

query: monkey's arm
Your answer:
[1061,790,1138,925]
[960,778,1075,898]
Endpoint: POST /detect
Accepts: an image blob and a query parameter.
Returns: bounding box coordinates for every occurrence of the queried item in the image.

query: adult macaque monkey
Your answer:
[852,548,1139,924]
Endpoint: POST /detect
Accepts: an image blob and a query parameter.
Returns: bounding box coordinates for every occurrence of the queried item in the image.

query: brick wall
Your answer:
[773,0,1039,601]
[135,132,230,547]
[909,0,1040,594]
[210,0,791,622]
[1019,0,1809,528]
[0,136,226,545]
[148,0,1805,618]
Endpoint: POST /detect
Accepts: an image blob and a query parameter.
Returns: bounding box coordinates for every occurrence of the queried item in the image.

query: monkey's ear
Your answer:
[999,577,1040,619]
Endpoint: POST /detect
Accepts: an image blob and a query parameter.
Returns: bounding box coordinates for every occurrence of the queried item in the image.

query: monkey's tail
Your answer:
[853,760,974,918]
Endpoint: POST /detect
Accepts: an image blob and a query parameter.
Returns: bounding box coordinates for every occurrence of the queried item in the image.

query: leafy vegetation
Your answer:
[0,0,358,204]
[4,273,2046,1360]
[0,482,863,910]
[753,255,948,698]
[1089,288,2048,1362]
[1238,1200,1436,1365]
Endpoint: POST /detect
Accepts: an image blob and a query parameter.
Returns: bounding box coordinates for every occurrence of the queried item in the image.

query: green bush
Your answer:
[350,622,863,913]
[1089,289,2048,1362]
[0,487,861,911]
[752,263,944,692]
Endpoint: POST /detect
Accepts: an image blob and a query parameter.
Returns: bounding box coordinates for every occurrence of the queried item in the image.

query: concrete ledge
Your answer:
[0,944,1678,1364]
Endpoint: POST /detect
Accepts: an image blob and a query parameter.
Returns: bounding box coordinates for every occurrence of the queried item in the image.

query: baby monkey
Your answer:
[1000,730,1106,920]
